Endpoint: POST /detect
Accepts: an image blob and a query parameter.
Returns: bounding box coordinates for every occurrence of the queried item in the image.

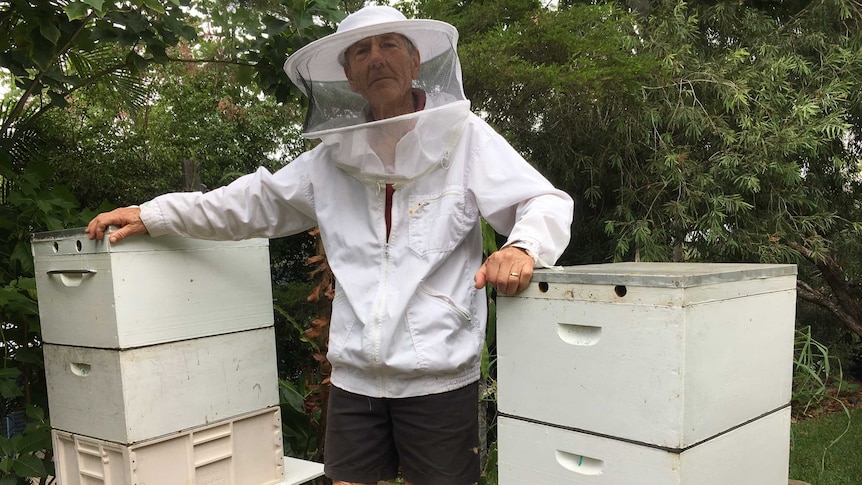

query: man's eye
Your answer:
[351,43,370,54]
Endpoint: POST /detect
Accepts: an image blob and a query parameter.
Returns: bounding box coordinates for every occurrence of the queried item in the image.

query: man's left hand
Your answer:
[474,246,534,296]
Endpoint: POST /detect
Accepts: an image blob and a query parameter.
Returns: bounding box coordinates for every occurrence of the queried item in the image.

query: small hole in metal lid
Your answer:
[52,242,59,253]
[538,282,549,293]
[614,285,627,297]
[75,240,82,252]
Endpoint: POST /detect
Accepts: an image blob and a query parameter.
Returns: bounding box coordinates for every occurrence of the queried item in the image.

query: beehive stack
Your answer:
[496,263,797,485]
[32,229,288,485]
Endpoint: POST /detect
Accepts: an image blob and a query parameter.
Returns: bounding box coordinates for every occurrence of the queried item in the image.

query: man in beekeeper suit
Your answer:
[87,6,573,484]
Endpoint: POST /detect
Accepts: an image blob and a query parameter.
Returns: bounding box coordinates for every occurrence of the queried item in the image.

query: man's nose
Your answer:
[367,43,385,67]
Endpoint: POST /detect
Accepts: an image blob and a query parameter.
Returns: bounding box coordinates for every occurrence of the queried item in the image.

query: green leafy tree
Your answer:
[181,0,346,104]
[626,0,862,341]
[1,0,197,141]
[412,0,661,263]
[38,55,307,208]
[1,1,199,482]
[2,0,351,480]
[417,0,862,345]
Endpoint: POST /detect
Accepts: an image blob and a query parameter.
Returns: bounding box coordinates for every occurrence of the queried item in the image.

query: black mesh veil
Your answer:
[283,14,467,138]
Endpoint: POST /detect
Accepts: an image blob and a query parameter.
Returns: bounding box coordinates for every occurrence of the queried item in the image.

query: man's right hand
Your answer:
[85,207,147,244]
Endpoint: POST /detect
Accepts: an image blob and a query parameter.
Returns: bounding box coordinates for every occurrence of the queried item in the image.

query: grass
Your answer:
[789,405,862,485]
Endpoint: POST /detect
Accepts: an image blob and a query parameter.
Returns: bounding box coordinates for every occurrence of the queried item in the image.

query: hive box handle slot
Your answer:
[70,363,91,377]
[556,323,602,346]
[555,450,604,475]
[47,269,97,287]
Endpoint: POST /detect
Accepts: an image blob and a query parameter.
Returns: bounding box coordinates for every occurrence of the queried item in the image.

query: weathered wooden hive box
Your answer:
[31,229,298,485]
[32,229,273,349]
[496,262,796,484]
[43,327,279,444]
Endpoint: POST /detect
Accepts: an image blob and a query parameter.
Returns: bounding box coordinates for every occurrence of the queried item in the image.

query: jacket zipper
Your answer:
[370,189,393,393]
[373,244,390,368]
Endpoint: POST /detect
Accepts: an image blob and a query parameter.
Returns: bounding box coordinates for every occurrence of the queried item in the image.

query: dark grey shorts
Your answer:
[324,382,480,485]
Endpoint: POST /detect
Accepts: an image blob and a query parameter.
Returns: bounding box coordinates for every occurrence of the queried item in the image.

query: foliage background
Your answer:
[3,0,862,483]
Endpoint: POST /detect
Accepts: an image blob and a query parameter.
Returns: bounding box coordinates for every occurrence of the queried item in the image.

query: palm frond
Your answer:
[65,45,152,114]
[0,97,44,167]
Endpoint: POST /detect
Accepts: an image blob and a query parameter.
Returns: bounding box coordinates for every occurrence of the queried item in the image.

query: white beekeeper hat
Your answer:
[282,6,467,138]
[284,6,458,86]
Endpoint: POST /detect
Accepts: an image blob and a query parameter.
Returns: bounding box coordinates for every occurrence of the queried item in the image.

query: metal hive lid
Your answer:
[533,262,797,288]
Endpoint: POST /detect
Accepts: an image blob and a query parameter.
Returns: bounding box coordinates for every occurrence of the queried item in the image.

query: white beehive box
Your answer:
[45,327,279,444]
[497,263,796,450]
[53,406,286,485]
[497,406,790,485]
[32,228,273,349]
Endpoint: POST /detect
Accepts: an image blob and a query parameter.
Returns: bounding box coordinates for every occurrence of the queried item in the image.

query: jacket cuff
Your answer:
[139,200,168,237]
[504,239,540,267]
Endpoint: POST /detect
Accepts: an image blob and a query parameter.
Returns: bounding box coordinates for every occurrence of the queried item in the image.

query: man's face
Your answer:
[343,33,420,115]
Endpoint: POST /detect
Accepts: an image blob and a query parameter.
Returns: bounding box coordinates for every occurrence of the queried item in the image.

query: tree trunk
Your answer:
[789,241,862,339]
[182,158,203,192]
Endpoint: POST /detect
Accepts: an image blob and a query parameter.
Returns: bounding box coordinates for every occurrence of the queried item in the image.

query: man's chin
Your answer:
[367,78,399,91]
[365,87,411,106]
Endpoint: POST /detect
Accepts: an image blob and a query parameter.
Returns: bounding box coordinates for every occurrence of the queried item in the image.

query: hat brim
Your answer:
[283,18,458,90]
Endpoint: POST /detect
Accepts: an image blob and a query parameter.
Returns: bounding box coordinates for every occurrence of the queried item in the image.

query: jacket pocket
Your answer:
[406,284,481,374]
[407,187,468,256]
[328,291,360,365]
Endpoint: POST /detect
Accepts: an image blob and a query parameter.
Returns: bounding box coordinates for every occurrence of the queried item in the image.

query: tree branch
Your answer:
[18,61,136,133]
[789,241,862,338]
[797,280,862,337]
[167,56,256,67]
[2,13,94,136]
